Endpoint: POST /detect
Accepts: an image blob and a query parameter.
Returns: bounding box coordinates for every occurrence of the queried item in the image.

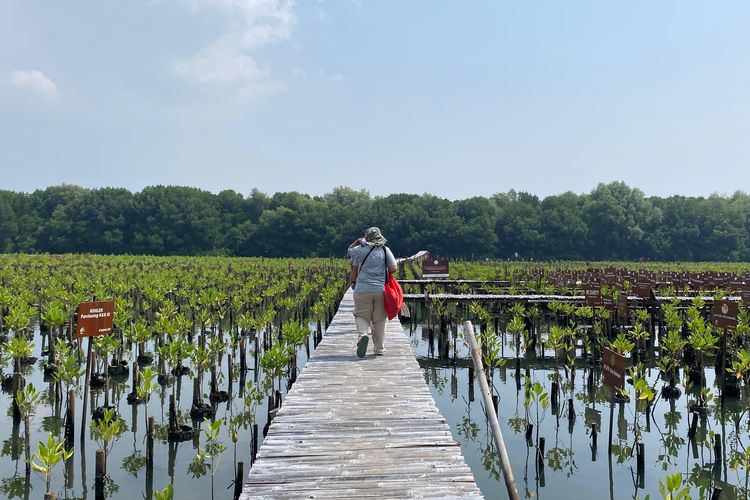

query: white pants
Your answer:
[353,291,387,353]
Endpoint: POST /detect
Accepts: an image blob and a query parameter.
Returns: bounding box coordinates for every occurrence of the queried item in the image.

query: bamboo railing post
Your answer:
[464,320,519,500]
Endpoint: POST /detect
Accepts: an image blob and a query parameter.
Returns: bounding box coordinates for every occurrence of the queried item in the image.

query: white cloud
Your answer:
[174,0,295,101]
[8,69,59,98]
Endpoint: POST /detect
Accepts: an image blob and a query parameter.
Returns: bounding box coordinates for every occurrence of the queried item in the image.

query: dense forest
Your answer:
[0,182,749,261]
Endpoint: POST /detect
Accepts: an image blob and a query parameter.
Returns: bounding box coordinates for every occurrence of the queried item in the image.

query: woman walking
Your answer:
[348,227,397,357]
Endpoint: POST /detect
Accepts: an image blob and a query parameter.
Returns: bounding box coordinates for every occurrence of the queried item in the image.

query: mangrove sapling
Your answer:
[15,383,41,477]
[525,381,550,468]
[478,328,506,400]
[207,335,229,403]
[546,326,565,412]
[189,418,226,500]
[658,472,692,500]
[91,408,124,475]
[137,367,158,431]
[507,314,526,373]
[227,412,244,478]
[729,445,750,499]
[686,315,718,404]
[5,301,34,340]
[660,328,687,398]
[729,348,750,411]
[629,320,650,364]
[128,320,153,365]
[5,335,35,419]
[41,301,67,375]
[0,286,12,334]
[30,433,74,495]
[111,299,133,373]
[627,367,656,445]
[190,344,214,417]
[236,312,258,338]
[282,321,310,384]
[93,334,120,411]
[259,341,292,394]
[52,343,86,441]
[153,483,174,500]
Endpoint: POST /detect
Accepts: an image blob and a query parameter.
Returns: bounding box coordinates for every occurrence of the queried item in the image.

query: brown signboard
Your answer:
[617,294,628,317]
[602,347,626,390]
[634,283,655,301]
[422,258,449,278]
[76,300,115,339]
[712,300,738,330]
[584,287,601,307]
[742,288,750,306]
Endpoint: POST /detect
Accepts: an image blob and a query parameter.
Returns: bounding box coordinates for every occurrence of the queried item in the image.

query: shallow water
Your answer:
[0,324,313,500]
[3,305,747,500]
[407,309,749,500]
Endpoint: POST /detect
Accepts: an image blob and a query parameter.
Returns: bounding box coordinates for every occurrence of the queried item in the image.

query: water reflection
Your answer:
[409,303,749,500]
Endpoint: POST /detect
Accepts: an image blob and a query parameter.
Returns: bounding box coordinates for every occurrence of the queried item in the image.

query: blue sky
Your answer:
[2,1,749,199]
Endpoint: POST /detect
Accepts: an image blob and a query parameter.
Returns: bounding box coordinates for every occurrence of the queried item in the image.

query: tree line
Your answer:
[0,182,748,261]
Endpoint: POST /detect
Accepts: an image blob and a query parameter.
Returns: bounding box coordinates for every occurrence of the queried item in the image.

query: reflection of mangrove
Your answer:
[408,292,750,499]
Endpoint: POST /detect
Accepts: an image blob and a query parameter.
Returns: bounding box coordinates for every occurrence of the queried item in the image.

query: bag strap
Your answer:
[358,246,376,273]
[383,246,389,285]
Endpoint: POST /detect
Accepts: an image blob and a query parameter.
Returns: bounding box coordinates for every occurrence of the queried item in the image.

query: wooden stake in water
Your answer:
[65,389,75,445]
[81,337,93,443]
[464,321,519,500]
[95,448,105,500]
[233,461,244,500]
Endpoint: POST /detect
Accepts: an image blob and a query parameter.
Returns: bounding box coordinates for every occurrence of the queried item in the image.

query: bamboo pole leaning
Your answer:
[464,320,520,500]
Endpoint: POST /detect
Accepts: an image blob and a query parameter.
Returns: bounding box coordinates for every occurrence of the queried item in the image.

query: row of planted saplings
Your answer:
[417,295,750,488]
[0,279,346,499]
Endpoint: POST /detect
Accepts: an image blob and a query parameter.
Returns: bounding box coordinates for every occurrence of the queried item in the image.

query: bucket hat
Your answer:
[364,227,387,247]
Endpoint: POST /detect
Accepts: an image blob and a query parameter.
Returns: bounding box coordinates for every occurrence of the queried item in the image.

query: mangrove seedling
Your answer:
[153,483,174,500]
[15,382,41,477]
[30,432,74,495]
[658,472,692,500]
[91,408,124,474]
[189,417,226,500]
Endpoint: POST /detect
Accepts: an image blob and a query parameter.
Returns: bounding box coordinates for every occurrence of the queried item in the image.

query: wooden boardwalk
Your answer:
[240,290,482,499]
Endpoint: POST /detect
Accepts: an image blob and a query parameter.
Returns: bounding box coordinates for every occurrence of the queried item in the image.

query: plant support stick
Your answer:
[464,320,519,500]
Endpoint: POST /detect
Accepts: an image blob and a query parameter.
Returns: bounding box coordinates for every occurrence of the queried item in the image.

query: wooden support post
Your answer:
[234,461,244,500]
[591,423,598,448]
[132,361,139,393]
[537,437,545,468]
[251,423,259,463]
[95,449,105,500]
[464,321,519,500]
[147,416,155,470]
[567,398,575,422]
[254,336,260,383]
[240,338,247,373]
[714,434,722,463]
[525,423,534,445]
[607,395,615,456]
[710,486,722,500]
[81,338,93,443]
[192,377,201,408]
[169,395,178,432]
[636,441,645,475]
[688,411,699,440]
[228,354,233,395]
[65,390,75,445]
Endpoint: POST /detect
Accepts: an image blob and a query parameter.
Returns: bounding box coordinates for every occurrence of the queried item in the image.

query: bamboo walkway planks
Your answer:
[240,289,482,499]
